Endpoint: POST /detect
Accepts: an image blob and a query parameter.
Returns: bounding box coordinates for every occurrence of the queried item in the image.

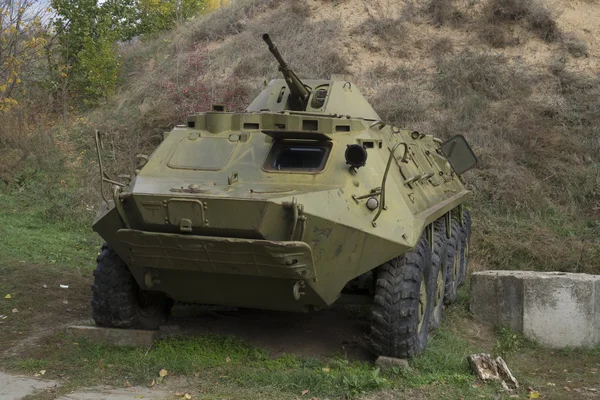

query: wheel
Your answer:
[370,234,434,358]
[429,218,447,331]
[443,215,462,305]
[457,209,471,287]
[92,244,172,330]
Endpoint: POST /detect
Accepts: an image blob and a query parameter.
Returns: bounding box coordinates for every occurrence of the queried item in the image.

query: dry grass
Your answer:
[562,33,589,58]
[424,0,466,27]
[7,0,595,274]
[86,0,600,273]
[482,0,561,43]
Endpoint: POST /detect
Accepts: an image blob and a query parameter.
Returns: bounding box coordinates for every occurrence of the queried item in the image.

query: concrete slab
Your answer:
[56,386,170,400]
[470,271,600,348]
[0,371,58,400]
[67,326,160,348]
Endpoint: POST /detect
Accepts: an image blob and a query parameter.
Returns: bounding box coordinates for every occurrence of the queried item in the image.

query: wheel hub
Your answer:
[137,290,162,318]
[418,276,427,333]
[453,247,459,280]
[435,269,443,307]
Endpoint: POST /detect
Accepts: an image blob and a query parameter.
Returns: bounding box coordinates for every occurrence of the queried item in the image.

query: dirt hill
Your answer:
[85,0,600,274]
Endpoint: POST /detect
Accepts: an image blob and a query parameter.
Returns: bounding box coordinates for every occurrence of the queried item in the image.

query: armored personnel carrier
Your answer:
[91,34,476,358]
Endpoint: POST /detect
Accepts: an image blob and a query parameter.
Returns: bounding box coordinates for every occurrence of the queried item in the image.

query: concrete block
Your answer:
[470,271,600,348]
[67,326,160,348]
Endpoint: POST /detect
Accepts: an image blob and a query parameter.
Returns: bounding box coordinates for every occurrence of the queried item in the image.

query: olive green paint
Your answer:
[93,38,474,313]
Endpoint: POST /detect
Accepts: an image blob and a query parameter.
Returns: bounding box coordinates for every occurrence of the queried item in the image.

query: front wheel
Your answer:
[369,234,434,358]
[91,244,172,330]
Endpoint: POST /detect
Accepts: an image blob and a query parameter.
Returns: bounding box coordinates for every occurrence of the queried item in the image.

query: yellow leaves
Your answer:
[159,369,167,377]
[34,370,46,377]
[4,294,11,299]
[528,391,540,399]
[175,392,192,399]
[0,97,19,112]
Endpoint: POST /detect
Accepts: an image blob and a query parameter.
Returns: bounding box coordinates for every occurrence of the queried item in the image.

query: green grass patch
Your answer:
[8,298,504,399]
[0,185,99,268]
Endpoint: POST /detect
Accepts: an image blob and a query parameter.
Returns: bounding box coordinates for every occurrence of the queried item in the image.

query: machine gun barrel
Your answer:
[262,34,310,110]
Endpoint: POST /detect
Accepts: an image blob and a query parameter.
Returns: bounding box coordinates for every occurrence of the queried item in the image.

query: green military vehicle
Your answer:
[91,34,476,358]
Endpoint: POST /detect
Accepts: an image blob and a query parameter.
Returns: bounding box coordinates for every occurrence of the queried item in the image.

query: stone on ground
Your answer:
[375,356,409,370]
[470,271,600,348]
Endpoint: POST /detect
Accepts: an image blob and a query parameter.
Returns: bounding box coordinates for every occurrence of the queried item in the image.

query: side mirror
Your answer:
[440,134,477,175]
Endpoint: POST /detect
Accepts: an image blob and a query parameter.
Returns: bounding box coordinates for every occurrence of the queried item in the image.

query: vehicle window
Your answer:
[264,141,331,172]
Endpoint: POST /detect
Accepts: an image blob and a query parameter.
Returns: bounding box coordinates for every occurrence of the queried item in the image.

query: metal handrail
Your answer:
[372,141,409,226]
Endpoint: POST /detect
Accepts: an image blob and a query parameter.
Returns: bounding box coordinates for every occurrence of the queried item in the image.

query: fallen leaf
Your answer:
[563,387,571,391]
[39,370,46,375]
[4,294,12,299]
[301,389,309,396]
[12,308,18,313]
[528,391,539,399]
[63,300,68,304]
[42,284,47,289]
[159,369,168,377]
[225,357,231,363]
[175,392,184,396]
[136,396,144,399]
[322,368,330,373]
[150,379,156,387]
[184,394,192,399]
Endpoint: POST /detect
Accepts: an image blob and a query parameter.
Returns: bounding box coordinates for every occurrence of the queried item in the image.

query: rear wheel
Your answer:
[443,217,462,305]
[457,209,471,287]
[92,244,172,330]
[370,234,434,358]
[429,218,447,331]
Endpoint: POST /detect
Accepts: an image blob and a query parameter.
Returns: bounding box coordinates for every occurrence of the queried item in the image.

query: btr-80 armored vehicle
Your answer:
[91,34,476,358]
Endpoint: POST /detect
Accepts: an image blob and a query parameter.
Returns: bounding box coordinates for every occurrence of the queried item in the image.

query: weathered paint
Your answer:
[93,69,472,312]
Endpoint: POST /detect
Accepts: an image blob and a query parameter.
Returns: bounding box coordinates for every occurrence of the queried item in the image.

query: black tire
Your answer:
[370,234,434,358]
[429,218,447,331]
[457,209,471,287]
[443,216,462,305]
[92,244,172,330]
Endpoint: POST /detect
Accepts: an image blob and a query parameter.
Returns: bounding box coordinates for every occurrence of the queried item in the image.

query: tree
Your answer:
[50,0,124,108]
[0,0,48,112]
[137,0,209,35]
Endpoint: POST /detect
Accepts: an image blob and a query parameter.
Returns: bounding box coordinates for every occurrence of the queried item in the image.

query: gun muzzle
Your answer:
[262,33,274,49]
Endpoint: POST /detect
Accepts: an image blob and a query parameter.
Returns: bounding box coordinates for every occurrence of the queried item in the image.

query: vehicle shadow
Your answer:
[166,304,373,362]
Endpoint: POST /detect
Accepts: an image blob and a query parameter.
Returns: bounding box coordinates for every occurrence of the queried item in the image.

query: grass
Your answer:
[0,167,99,268]
[6,294,503,400]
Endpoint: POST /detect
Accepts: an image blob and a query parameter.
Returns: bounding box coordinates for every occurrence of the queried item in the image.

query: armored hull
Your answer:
[91,35,476,358]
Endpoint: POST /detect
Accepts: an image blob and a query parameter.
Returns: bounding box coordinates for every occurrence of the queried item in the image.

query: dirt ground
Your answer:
[1,262,600,400]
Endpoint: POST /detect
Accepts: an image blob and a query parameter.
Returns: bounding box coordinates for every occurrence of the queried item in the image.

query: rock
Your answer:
[374,356,409,370]
[468,353,518,390]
